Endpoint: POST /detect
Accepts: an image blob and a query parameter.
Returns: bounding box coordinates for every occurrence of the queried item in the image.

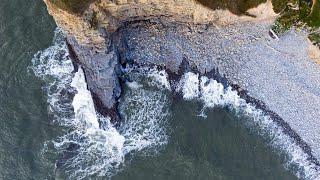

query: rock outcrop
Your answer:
[44,0,320,165]
[43,0,277,121]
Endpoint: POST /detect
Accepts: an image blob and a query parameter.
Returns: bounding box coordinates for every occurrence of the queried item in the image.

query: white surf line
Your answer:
[119,66,170,154]
[176,72,200,100]
[61,67,126,179]
[32,31,171,179]
[178,71,320,180]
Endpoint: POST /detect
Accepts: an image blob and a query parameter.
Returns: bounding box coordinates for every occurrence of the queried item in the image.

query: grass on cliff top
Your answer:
[196,0,266,15]
[50,0,320,44]
[49,0,97,14]
[272,0,320,33]
[309,32,320,46]
[308,0,320,26]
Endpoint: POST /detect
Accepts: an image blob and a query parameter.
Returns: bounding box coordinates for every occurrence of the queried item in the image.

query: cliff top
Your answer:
[45,0,320,51]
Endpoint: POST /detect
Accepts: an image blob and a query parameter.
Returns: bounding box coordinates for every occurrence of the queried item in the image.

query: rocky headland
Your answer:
[43,0,320,168]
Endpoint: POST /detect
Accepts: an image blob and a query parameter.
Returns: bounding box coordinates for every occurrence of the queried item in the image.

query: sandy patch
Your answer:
[308,41,320,64]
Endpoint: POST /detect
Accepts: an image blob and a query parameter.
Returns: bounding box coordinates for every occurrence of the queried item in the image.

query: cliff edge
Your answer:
[43,0,320,166]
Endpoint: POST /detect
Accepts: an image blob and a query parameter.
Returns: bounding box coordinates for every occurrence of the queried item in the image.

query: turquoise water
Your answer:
[0,0,308,179]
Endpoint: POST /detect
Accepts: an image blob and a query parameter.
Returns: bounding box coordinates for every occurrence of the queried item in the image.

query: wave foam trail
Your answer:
[55,68,125,179]
[177,72,200,100]
[31,29,75,126]
[119,66,171,154]
[120,80,170,154]
[32,29,170,179]
[178,72,320,180]
[32,28,320,179]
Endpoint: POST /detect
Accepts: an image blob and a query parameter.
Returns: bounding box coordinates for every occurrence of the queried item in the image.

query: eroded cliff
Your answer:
[43,0,278,120]
[43,0,320,168]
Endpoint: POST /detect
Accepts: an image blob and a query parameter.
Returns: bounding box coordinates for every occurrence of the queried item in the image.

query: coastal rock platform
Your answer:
[44,0,320,168]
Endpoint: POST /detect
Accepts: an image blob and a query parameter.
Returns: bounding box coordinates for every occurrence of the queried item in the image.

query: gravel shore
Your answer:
[114,19,320,161]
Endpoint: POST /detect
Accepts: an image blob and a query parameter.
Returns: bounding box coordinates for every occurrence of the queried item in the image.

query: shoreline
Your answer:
[63,16,320,175]
[117,59,320,167]
[111,19,320,162]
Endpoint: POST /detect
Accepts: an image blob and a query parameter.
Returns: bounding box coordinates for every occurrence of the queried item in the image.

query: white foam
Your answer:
[126,81,143,90]
[54,68,125,179]
[32,28,320,179]
[32,28,170,179]
[147,68,171,90]
[178,72,200,100]
[200,76,241,107]
[70,68,100,129]
[123,66,171,91]
[31,28,75,126]
[119,81,170,154]
[178,72,320,179]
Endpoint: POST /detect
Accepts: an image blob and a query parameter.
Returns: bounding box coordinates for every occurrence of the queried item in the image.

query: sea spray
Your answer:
[178,71,320,179]
[32,29,171,179]
[32,29,125,178]
[53,68,126,179]
[119,67,171,155]
[176,72,200,100]
[31,28,320,179]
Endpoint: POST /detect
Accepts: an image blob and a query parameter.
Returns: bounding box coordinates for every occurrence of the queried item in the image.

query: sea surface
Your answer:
[0,0,317,179]
[0,0,56,179]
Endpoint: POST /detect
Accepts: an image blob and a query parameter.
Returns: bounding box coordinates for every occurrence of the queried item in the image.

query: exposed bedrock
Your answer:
[44,0,279,123]
[44,0,320,167]
[64,16,320,165]
[111,20,320,164]
[66,36,121,123]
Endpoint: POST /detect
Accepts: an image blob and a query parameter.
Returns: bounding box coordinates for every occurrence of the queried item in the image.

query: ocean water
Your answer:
[0,0,56,179]
[1,0,320,180]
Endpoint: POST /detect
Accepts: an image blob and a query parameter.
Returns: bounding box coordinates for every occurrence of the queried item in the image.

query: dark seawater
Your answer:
[111,80,297,180]
[0,0,300,179]
[0,0,56,179]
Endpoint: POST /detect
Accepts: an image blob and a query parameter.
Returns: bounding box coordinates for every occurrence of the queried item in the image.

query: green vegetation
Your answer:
[271,0,320,33]
[271,1,307,34]
[50,0,319,44]
[308,0,320,26]
[272,7,299,34]
[196,0,266,15]
[270,0,320,46]
[309,32,320,46]
[49,0,97,14]
[271,0,291,13]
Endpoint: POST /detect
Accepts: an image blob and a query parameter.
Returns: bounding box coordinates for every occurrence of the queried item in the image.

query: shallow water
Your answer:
[0,0,317,179]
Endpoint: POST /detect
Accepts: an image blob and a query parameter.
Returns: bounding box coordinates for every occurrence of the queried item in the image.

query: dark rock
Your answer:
[65,18,320,166]
[66,37,121,122]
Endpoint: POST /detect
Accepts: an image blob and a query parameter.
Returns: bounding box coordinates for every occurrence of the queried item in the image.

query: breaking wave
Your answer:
[31,28,320,180]
[31,29,170,179]
[119,68,171,155]
[177,72,320,180]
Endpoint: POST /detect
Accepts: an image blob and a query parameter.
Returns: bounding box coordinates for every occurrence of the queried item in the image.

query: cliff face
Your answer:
[44,0,320,164]
[43,0,277,121]
[44,0,276,49]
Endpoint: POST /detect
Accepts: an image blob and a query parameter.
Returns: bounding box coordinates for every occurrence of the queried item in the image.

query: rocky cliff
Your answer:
[43,0,277,120]
[43,0,320,165]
